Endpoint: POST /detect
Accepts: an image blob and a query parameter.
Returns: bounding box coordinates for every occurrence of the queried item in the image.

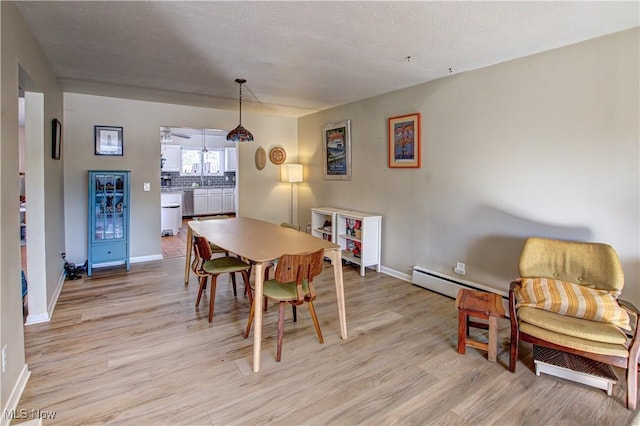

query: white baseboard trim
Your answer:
[131,254,163,263]
[24,311,50,325]
[380,266,412,283]
[24,270,65,326]
[1,364,31,426]
[92,254,164,271]
[47,269,65,318]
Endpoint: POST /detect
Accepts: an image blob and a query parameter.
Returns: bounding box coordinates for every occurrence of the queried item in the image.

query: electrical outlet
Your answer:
[454,262,466,276]
[2,344,7,373]
[143,182,151,192]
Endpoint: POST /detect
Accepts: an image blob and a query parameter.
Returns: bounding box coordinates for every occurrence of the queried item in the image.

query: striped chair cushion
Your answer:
[515,278,630,330]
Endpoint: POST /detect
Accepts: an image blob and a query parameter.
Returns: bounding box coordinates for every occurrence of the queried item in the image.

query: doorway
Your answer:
[20,86,49,324]
[160,127,237,259]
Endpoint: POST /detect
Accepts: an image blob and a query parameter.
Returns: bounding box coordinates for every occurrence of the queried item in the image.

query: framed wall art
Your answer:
[322,119,351,180]
[95,125,124,156]
[388,113,421,168]
[51,118,62,159]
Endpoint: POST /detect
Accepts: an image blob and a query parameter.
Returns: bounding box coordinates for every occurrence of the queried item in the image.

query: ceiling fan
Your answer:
[160,127,192,143]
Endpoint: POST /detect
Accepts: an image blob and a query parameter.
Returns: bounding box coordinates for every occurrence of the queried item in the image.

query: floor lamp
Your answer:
[281,164,303,225]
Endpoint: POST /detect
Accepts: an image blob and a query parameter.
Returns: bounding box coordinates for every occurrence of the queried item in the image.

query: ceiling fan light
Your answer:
[226,124,254,142]
[227,78,253,142]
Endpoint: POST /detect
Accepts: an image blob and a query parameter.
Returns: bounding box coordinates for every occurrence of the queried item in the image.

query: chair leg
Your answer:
[307,301,324,344]
[627,362,638,410]
[196,276,208,307]
[244,300,254,338]
[509,317,520,373]
[229,272,238,296]
[292,305,297,322]
[276,301,286,362]
[208,275,218,323]
[241,270,252,305]
[457,310,467,355]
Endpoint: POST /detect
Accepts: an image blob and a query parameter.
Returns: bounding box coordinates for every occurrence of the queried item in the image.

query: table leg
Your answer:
[327,249,347,339]
[184,225,193,285]
[252,261,265,372]
[488,316,498,362]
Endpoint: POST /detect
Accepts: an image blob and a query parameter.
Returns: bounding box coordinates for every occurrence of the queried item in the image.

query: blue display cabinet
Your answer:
[88,171,131,276]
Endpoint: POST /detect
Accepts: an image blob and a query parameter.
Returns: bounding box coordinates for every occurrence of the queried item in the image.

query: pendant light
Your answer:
[226,78,254,142]
[201,128,208,153]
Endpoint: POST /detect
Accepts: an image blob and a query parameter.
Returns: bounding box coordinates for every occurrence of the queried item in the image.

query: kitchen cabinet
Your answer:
[208,189,223,214]
[225,147,237,172]
[223,188,235,213]
[193,189,208,215]
[161,144,181,172]
[88,170,130,276]
[194,188,223,215]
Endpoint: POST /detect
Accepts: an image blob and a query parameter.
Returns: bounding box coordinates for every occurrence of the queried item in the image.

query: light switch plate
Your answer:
[143,182,150,191]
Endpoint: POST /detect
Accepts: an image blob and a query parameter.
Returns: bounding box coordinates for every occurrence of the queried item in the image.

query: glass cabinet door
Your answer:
[93,173,126,241]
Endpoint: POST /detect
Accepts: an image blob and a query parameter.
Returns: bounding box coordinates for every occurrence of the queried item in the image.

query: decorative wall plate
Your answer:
[269,146,286,165]
[255,146,267,170]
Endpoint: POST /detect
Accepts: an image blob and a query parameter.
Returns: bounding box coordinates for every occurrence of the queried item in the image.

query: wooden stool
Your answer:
[455,288,505,362]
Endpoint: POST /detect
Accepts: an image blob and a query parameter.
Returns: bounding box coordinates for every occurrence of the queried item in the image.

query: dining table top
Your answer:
[188,217,340,263]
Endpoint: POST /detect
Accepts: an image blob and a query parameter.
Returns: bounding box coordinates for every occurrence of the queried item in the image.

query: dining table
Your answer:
[184,217,347,372]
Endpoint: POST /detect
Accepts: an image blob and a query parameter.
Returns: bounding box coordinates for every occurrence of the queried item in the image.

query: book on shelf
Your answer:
[346,239,355,253]
[353,241,362,257]
[345,218,362,236]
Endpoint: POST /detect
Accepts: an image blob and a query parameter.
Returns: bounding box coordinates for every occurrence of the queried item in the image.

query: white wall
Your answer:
[298,28,640,305]
[1,1,65,415]
[63,94,298,264]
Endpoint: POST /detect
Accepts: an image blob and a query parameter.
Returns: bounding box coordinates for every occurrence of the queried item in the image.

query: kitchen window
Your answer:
[180,148,224,176]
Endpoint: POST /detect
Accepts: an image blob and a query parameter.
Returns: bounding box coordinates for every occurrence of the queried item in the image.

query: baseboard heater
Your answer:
[412,266,508,310]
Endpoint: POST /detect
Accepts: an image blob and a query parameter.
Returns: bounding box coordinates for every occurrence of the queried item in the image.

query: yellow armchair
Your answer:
[508,237,640,409]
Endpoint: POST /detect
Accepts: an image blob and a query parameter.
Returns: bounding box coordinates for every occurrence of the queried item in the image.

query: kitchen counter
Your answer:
[161,185,234,192]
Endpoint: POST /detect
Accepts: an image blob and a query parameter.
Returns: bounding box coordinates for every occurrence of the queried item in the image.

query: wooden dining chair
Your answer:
[191,235,252,322]
[263,223,302,320]
[195,215,230,254]
[192,215,251,293]
[244,248,325,362]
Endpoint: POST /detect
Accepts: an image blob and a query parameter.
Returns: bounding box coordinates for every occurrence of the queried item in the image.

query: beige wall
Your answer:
[1,1,65,414]
[63,94,298,264]
[299,28,640,305]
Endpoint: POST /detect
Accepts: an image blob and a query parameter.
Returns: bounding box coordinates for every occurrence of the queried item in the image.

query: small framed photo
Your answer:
[388,113,421,168]
[51,118,62,160]
[322,119,352,180]
[95,125,124,156]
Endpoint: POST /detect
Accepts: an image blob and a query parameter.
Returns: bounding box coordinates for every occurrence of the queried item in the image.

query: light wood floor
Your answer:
[15,257,639,425]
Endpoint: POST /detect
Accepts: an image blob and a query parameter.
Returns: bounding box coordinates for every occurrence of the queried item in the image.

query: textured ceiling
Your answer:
[15,1,639,117]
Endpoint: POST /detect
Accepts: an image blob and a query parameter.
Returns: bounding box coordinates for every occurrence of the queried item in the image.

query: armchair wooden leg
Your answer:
[276,302,286,362]
[457,310,467,355]
[208,276,218,323]
[627,361,638,410]
[509,321,519,373]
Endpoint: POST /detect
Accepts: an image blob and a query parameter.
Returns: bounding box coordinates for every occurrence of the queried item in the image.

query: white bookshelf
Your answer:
[310,207,343,243]
[336,210,382,276]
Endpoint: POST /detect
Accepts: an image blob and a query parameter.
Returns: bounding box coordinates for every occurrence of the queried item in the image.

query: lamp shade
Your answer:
[226,78,254,142]
[281,164,303,183]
